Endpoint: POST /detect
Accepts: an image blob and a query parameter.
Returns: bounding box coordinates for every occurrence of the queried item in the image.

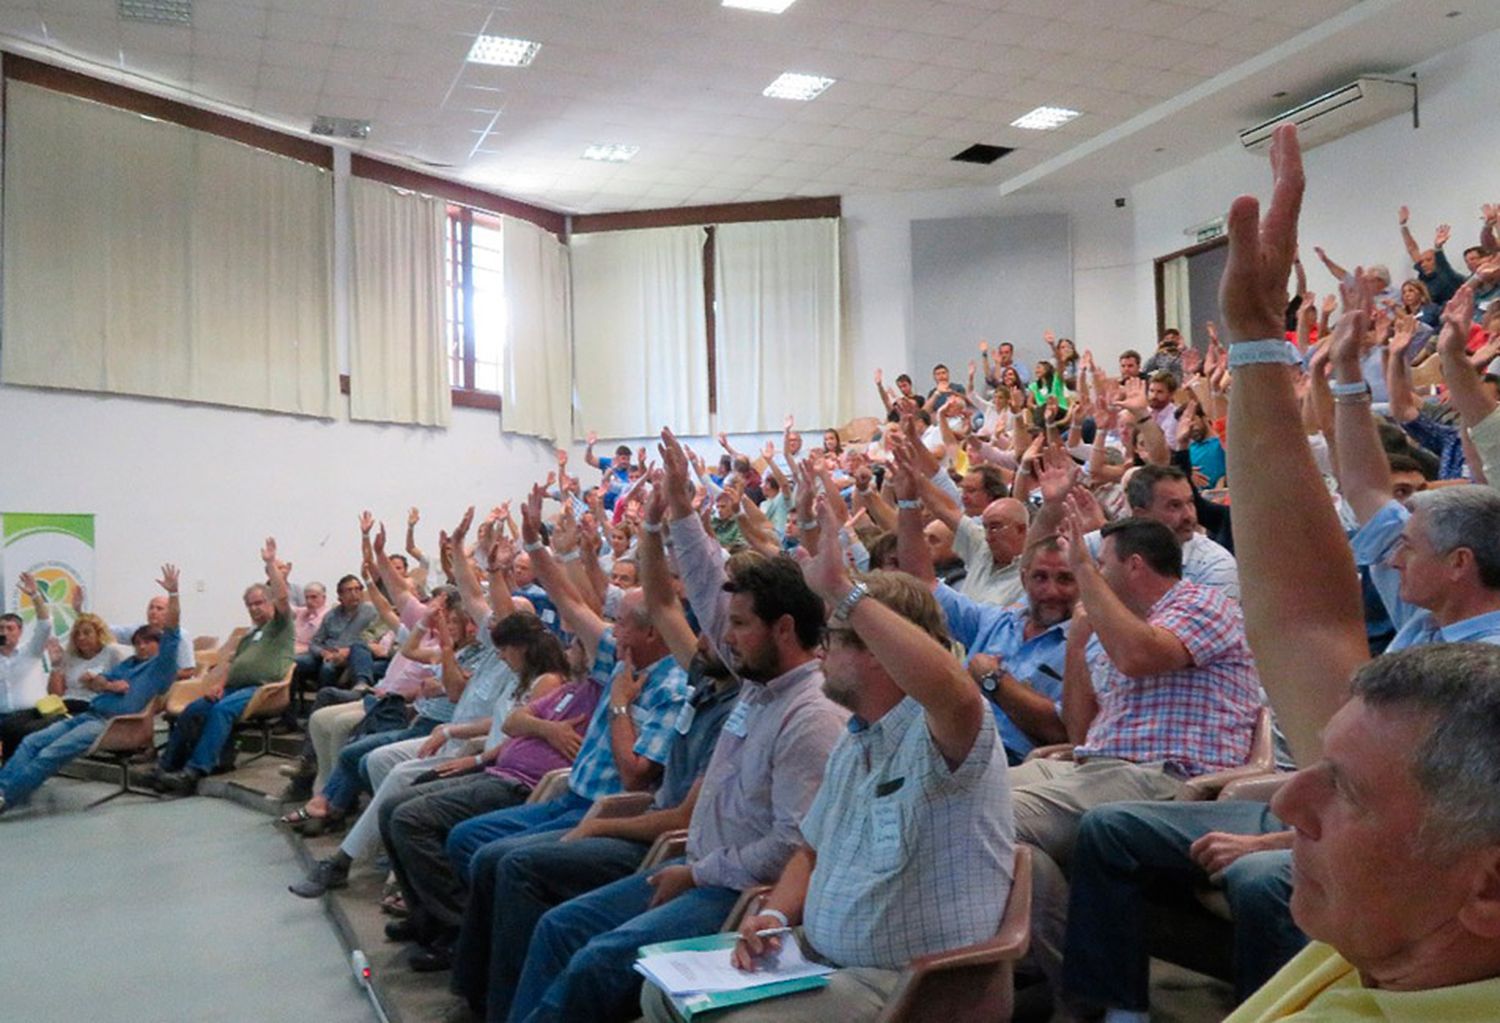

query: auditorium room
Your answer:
[4,1,1500,1021]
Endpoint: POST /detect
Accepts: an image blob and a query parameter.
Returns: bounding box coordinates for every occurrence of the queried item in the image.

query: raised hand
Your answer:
[1037,445,1078,505]
[717,431,731,452]
[1437,282,1476,357]
[1115,376,1149,417]
[1398,205,1409,226]
[157,563,180,594]
[373,523,387,557]
[874,367,884,386]
[360,510,374,535]
[71,582,85,613]
[803,496,852,602]
[1329,271,1375,373]
[555,447,569,467]
[521,485,546,545]
[762,440,776,462]
[586,429,598,446]
[260,537,278,566]
[17,571,39,599]
[408,506,420,528]
[978,340,989,355]
[451,505,475,545]
[1434,223,1452,249]
[1219,123,1304,343]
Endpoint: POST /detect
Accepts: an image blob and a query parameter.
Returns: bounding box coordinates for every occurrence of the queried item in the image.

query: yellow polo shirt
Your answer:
[1228,942,1500,1021]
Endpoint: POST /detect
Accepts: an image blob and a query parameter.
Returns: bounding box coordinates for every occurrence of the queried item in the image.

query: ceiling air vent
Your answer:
[951,143,1014,165]
[311,116,372,140]
[118,0,191,25]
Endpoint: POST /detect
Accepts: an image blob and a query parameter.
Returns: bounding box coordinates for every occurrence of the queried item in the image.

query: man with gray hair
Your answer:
[1328,278,1500,649]
[1204,123,1500,1018]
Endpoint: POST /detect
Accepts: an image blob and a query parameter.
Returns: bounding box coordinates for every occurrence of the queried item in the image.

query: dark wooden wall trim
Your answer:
[572,195,841,234]
[3,52,333,168]
[351,154,565,238]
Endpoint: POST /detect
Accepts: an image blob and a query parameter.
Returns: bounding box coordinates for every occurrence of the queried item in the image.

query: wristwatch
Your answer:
[978,670,1002,695]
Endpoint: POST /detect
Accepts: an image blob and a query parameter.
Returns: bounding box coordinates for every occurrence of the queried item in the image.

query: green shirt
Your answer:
[226,609,294,690]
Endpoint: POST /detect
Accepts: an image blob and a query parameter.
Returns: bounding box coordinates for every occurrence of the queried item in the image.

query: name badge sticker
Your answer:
[723,699,750,738]
[871,798,903,865]
[675,702,696,735]
[554,692,574,714]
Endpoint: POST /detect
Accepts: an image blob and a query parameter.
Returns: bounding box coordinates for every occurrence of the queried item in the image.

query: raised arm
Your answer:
[447,507,493,628]
[260,538,292,619]
[1221,124,1368,765]
[1436,283,1499,428]
[1385,314,1420,425]
[372,523,414,608]
[808,496,983,768]
[1327,276,1396,525]
[1397,205,1422,264]
[637,477,699,669]
[1312,244,1348,283]
[405,507,430,592]
[583,430,603,470]
[521,485,609,659]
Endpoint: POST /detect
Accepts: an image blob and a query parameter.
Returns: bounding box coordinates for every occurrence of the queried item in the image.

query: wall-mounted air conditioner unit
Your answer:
[1239,76,1415,152]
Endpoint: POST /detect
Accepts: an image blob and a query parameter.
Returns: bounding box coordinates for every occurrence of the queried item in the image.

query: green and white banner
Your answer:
[2,512,95,633]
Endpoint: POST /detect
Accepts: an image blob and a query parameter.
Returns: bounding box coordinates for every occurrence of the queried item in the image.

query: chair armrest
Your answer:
[640,828,689,871]
[720,885,773,933]
[581,791,655,822]
[1022,743,1074,763]
[241,678,291,720]
[526,768,572,805]
[165,677,212,717]
[1219,772,1293,803]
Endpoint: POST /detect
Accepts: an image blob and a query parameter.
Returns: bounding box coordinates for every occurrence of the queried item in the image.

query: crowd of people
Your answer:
[3,124,1500,1023]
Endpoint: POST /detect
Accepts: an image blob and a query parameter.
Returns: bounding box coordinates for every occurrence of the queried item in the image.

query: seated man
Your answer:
[151,540,295,792]
[1214,125,1500,1020]
[585,431,635,512]
[898,425,1027,606]
[1016,515,1263,995]
[895,473,1074,762]
[291,573,375,702]
[0,573,54,758]
[292,580,329,656]
[0,566,182,812]
[469,476,744,1000]
[642,494,1012,1023]
[105,585,197,680]
[490,431,847,1023]
[445,484,689,1011]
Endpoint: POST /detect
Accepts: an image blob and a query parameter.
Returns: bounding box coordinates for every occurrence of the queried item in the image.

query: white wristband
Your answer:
[1328,379,1371,397]
[642,520,662,534]
[1226,339,1301,368]
[760,908,789,928]
[523,539,544,553]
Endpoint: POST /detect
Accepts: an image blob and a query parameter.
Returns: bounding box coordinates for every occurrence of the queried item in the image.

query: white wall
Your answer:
[1127,28,1500,346]
[840,181,1139,414]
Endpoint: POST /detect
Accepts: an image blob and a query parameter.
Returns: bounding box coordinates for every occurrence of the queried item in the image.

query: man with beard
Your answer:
[893,457,1075,763]
[485,430,847,1023]
[641,491,1012,1023]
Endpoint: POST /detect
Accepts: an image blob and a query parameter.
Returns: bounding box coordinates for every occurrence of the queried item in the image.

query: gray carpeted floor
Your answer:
[0,778,377,1023]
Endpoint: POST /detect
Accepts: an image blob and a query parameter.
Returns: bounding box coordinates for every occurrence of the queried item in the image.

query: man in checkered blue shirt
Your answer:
[449,487,688,1015]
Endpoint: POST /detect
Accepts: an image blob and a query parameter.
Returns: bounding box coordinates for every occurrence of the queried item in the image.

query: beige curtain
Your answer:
[571,225,709,439]
[347,178,450,427]
[1,81,336,417]
[714,218,842,433]
[502,216,572,442]
[1161,254,1191,339]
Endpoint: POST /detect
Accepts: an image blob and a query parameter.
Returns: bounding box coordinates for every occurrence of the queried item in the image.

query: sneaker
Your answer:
[289,858,350,898]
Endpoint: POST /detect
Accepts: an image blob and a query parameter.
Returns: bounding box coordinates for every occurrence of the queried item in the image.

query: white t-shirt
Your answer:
[58,644,130,703]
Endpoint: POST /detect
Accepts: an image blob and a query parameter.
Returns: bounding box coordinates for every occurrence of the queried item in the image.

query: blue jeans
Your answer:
[1062,800,1304,1011]
[0,714,106,803]
[322,716,440,813]
[163,688,258,773]
[483,836,650,1021]
[510,861,739,1023]
[449,793,593,1016]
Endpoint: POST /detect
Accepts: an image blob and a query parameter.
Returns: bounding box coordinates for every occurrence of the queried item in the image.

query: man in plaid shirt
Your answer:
[1013,514,1263,1006]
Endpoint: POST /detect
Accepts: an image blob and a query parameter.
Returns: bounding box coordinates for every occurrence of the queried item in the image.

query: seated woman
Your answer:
[290,611,568,896]
[50,612,128,714]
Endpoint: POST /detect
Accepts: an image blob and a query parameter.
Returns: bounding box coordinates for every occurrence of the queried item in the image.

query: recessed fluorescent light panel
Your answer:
[724,0,799,12]
[468,35,541,67]
[1010,106,1081,130]
[118,0,192,25]
[311,116,372,140]
[582,143,639,163]
[763,72,834,101]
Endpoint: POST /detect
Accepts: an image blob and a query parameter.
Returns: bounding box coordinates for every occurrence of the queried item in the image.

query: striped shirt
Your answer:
[1080,580,1262,777]
[801,698,1013,969]
[565,628,688,801]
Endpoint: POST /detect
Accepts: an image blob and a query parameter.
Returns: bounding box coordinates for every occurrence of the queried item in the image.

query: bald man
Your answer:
[950,498,1028,607]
